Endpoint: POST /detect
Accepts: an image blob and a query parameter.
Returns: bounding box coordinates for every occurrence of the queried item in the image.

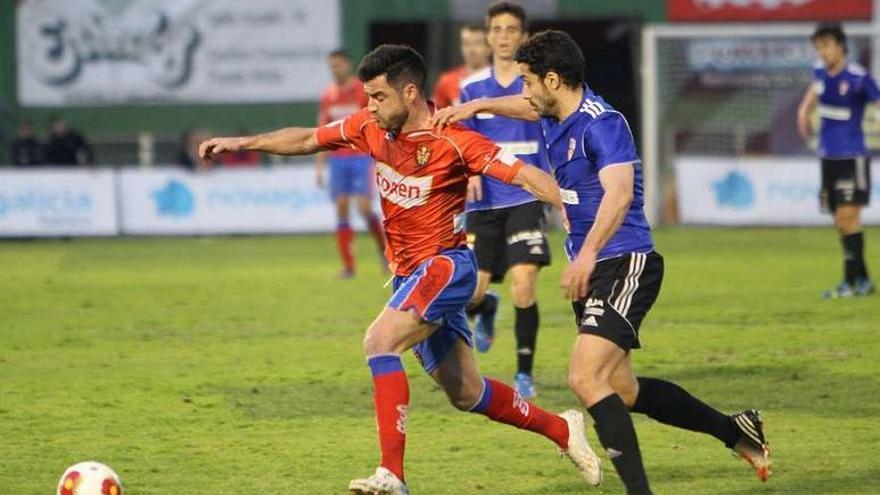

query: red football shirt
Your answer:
[318,78,369,158]
[432,66,468,109]
[316,107,524,275]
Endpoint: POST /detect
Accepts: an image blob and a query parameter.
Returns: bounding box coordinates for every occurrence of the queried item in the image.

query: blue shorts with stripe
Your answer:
[388,246,477,374]
[328,155,373,200]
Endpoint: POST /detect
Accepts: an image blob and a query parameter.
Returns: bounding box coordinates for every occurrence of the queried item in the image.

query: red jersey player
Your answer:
[432,24,490,108]
[199,44,600,494]
[317,50,385,278]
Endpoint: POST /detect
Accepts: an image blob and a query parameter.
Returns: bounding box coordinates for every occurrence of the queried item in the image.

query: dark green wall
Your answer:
[558,0,665,22]
[0,0,664,147]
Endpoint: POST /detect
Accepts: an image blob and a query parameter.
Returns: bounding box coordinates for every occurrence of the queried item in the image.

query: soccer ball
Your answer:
[57,461,123,495]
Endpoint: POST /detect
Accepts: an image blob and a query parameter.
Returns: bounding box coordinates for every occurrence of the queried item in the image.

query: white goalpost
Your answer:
[640,22,878,226]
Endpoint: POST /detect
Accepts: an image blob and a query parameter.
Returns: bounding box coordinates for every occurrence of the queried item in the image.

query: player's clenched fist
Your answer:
[198,136,250,161]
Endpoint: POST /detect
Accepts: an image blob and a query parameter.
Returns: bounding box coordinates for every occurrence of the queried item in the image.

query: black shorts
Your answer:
[466,201,551,283]
[572,251,664,351]
[821,157,871,213]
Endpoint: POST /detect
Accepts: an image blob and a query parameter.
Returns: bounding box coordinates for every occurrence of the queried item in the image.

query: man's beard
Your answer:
[532,97,556,118]
[378,109,408,131]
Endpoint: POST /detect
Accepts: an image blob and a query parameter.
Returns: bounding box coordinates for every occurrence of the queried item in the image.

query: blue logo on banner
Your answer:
[713,171,754,209]
[153,180,195,217]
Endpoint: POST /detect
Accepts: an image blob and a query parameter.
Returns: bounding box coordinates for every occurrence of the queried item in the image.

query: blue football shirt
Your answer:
[459,68,548,211]
[540,87,653,261]
[812,62,880,158]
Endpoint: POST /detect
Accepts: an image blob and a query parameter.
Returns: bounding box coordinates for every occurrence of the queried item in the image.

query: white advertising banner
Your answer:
[675,156,880,225]
[118,166,375,235]
[16,0,339,106]
[0,169,118,236]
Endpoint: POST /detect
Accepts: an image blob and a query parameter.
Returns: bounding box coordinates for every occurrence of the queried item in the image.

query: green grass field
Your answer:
[2,228,879,494]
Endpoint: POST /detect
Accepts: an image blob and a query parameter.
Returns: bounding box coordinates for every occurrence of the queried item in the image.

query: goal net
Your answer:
[641,23,879,225]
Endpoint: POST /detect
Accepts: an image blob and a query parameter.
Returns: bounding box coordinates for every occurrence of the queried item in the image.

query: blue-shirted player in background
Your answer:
[458,2,551,399]
[435,29,772,494]
[798,22,879,299]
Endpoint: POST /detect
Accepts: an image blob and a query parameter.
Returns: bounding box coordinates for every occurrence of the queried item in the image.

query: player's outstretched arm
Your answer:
[198,127,322,162]
[432,96,540,127]
[511,164,564,213]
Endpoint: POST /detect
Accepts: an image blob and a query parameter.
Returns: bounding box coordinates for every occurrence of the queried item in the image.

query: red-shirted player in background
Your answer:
[199,44,600,495]
[432,24,490,108]
[317,50,386,278]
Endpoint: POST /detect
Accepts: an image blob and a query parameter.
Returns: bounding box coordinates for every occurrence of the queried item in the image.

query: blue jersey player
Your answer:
[797,23,879,298]
[434,30,773,494]
[457,2,550,399]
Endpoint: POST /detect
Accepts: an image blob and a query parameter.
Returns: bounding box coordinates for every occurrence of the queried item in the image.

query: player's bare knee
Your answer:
[834,209,861,234]
[363,327,394,355]
[438,375,481,411]
[568,372,596,397]
[569,365,615,399]
[449,388,481,411]
[509,278,535,307]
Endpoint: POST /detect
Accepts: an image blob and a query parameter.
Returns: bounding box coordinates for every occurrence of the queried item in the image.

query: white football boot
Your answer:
[348,466,410,495]
[559,409,603,486]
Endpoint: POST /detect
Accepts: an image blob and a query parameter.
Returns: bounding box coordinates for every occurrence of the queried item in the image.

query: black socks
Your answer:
[514,304,538,375]
[588,394,652,495]
[841,232,868,284]
[631,377,739,448]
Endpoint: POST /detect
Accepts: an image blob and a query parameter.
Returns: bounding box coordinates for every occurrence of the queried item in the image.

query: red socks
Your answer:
[368,355,409,481]
[365,359,569,483]
[470,377,569,449]
[336,223,355,274]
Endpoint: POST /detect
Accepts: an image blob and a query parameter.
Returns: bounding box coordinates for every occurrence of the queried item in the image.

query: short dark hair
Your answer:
[357,44,427,91]
[514,30,585,89]
[329,49,350,60]
[486,1,527,30]
[811,22,847,52]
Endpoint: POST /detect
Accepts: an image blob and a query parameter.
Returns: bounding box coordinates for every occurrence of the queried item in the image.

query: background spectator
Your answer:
[10,119,43,166]
[177,129,212,171]
[44,114,94,166]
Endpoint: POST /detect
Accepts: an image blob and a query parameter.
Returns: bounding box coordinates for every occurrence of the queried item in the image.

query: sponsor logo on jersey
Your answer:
[560,188,580,205]
[839,80,849,96]
[567,137,576,160]
[376,162,433,208]
[498,141,540,156]
[817,104,852,121]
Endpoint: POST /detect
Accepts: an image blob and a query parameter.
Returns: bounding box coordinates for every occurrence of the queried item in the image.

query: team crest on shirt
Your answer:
[567,137,576,161]
[839,81,849,96]
[416,144,432,167]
